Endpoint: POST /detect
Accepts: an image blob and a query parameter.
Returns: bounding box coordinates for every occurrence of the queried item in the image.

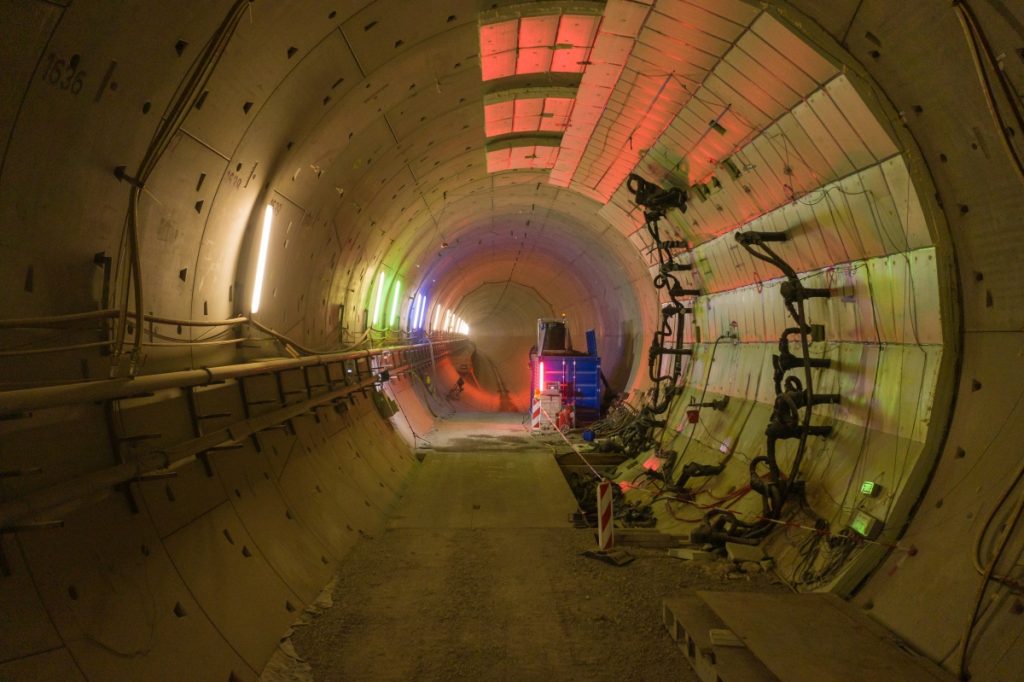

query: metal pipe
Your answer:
[0,339,462,414]
[0,333,247,357]
[0,341,113,357]
[1,520,65,532]
[142,337,247,348]
[0,309,119,329]
[0,347,455,527]
[0,459,152,529]
[0,310,246,331]
[141,314,248,327]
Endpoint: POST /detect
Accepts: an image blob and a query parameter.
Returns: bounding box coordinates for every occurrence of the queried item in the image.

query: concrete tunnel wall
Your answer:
[1,377,421,680]
[2,0,1024,680]
[0,3,652,678]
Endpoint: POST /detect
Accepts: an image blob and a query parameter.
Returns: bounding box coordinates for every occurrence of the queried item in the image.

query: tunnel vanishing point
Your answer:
[2,1,1024,680]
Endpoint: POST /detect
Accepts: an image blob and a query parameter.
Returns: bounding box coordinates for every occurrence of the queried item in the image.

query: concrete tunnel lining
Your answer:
[3,0,1024,679]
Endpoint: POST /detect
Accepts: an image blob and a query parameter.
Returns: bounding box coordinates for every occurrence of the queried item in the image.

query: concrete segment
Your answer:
[1,0,1022,678]
[290,414,789,681]
[388,417,577,530]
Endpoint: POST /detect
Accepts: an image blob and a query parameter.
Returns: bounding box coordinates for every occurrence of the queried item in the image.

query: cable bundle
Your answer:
[693,231,838,546]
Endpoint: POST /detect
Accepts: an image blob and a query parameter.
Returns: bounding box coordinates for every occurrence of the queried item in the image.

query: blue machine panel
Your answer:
[530,354,602,424]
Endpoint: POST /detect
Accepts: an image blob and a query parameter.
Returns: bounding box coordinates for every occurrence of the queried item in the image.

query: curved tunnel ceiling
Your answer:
[6,0,1024,679]
[213,3,664,388]
[230,0,933,400]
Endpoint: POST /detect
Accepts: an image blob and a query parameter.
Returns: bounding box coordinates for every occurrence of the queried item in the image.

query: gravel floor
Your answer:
[285,416,786,681]
[291,527,786,682]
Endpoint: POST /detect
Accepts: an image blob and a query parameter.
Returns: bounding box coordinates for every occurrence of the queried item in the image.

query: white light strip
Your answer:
[372,271,385,327]
[416,294,426,329]
[251,204,274,314]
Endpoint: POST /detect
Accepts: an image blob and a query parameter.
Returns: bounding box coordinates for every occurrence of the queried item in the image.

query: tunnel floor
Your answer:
[287,414,782,681]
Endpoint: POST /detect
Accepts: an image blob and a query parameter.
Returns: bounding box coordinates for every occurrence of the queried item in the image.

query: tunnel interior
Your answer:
[2,0,1024,680]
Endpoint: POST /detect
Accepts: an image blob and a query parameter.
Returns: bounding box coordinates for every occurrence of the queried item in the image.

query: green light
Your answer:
[860,480,881,497]
[849,510,883,539]
[371,272,385,327]
[389,280,402,328]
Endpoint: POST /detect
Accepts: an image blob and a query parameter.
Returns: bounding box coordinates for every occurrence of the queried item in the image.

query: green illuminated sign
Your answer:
[850,510,883,539]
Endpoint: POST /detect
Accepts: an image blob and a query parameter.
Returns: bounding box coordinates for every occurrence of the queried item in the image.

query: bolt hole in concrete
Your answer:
[269,415,785,681]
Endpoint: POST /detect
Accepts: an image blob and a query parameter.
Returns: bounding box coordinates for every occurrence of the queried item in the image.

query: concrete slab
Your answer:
[293,527,695,682]
[419,412,533,450]
[388,414,578,529]
[698,591,951,681]
[0,534,62,663]
[662,596,776,682]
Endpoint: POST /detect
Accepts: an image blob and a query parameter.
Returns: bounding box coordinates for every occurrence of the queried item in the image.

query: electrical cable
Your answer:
[683,229,839,548]
[600,174,695,459]
[248,317,373,355]
[110,0,251,375]
[958,476,1024,679]
[953,0,1024,189]
[535,404,605,480]
[662,335,728,479]
[141,337,248,348]
[972,455,1024,588]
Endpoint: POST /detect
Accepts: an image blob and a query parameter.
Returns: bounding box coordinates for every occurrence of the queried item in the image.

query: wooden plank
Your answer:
[698,592,952,682]
[613,529,685,548]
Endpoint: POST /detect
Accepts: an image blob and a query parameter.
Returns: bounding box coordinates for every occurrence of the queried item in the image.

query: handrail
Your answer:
[0,309,247,330]
[0,309,119,328]
[0,312,463,361]
[0,341,460,528]
[0,338,465,414]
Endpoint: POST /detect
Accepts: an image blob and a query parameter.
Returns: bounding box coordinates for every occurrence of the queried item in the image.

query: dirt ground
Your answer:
[292,527,784,681]
[287,415,786,681]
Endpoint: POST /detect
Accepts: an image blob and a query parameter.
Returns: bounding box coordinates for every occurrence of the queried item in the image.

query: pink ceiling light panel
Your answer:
[484,101,514,137]
[517,15,558,74]
[486,146,558,173]
[484,97,574,137]
[547,33,637,188]
[480,12,601,172]
[552,15,601,71]
[552,1,762,199]
[583,74,690,200]
[479,15,601,81]
[480,20,517,81]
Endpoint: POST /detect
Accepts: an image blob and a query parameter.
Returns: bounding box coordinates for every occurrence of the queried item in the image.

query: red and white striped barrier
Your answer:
[597,480,614,550]
[531,400,544,430]
[532,397,558,431]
